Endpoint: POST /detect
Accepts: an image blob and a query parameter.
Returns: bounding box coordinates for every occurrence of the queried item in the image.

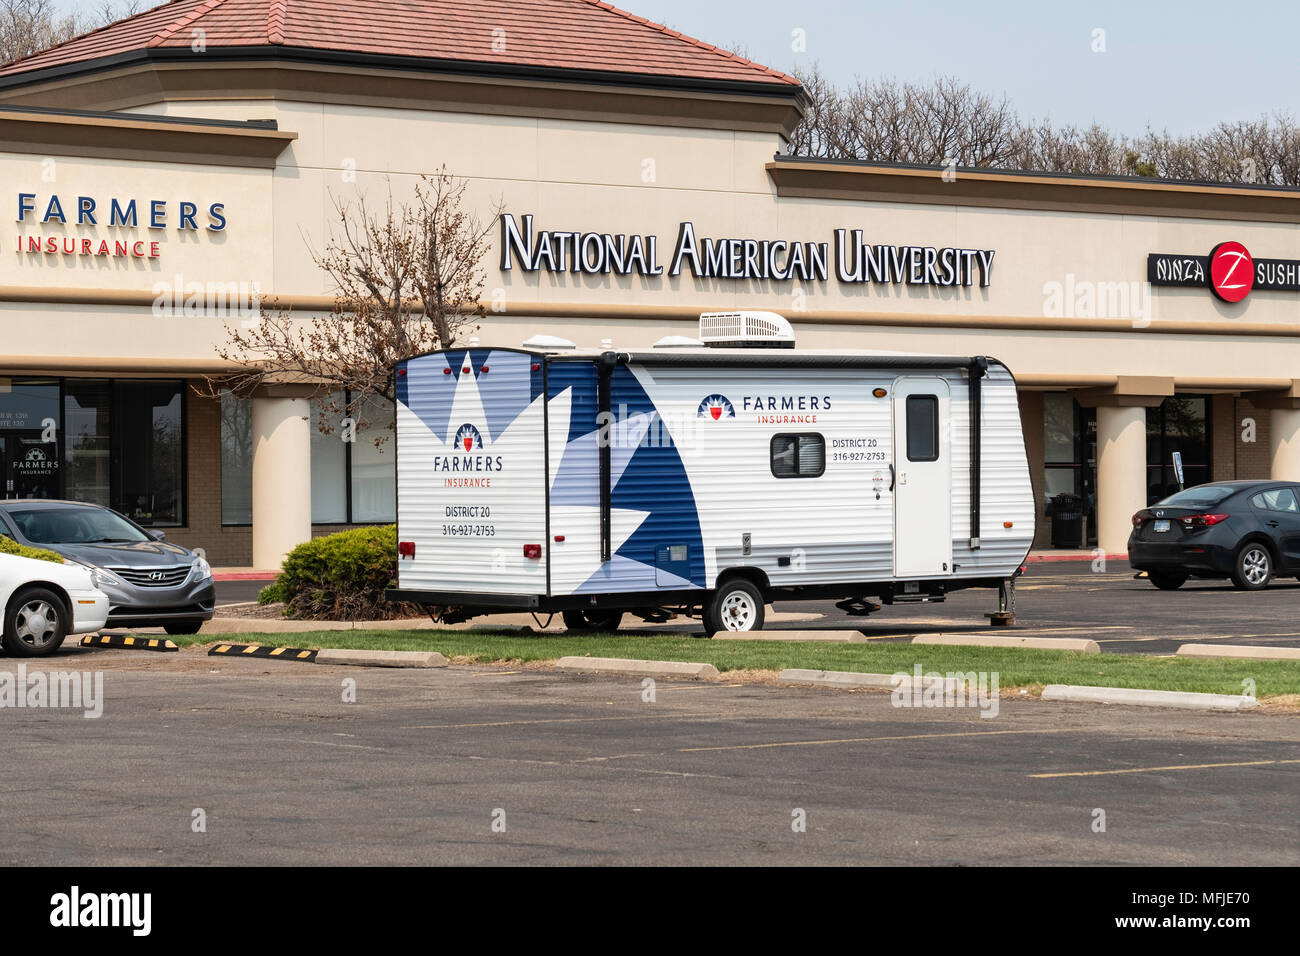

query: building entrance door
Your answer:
[1,432,60,499]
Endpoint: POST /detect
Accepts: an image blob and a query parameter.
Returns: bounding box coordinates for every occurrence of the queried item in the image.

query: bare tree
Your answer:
[201,168,501,440]
[1,0,140,65]
[788,65,1300,186]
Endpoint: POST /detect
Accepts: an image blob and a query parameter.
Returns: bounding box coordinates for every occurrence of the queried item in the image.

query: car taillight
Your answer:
[1180,513,1229,529]
[1132,511,1148,527]
[523,544,542,559]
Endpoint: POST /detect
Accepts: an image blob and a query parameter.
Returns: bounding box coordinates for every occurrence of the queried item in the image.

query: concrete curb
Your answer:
[315,649,448,668]
[554,656,719,680]
[777,669,898,688]
[777,668,971,694]
[714,630,868,642]
[1041,684,1258,711]
[912,634,1101,653]
[1176,643,1300,661]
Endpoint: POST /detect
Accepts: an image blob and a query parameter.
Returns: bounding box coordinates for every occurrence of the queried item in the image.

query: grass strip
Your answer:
[173,629,1300,697]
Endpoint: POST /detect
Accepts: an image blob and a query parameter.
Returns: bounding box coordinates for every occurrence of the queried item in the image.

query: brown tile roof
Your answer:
[0,0,800,89]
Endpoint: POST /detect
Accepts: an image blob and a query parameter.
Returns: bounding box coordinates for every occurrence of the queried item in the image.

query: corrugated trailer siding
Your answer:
[637,365,892,588]
[395,349,547,595]
[949,366,1036,575]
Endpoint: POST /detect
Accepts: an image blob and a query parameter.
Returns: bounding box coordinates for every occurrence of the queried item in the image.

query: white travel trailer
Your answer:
[387,313,1035,634]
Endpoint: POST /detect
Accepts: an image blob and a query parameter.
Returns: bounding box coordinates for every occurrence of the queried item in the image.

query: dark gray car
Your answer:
[0,500,214,633]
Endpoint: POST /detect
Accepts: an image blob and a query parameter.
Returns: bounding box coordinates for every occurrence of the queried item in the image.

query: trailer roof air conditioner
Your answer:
[698,311,795,349]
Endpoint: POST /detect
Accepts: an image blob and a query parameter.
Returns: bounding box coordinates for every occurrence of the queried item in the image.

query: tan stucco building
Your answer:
[1,0,1298,566]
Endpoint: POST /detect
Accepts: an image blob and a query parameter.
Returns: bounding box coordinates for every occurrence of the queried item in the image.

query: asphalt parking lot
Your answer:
[3,650,1297,866]
[214,559,1300,655]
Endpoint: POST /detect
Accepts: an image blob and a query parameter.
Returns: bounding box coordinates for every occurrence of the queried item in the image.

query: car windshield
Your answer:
[10,507,150,544]
[1155,485,1238,509]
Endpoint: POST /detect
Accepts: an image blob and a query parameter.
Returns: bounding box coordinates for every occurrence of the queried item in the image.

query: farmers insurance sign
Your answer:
[14,191,228,260]
[500,213,997,288]
[1148,241,1300,303]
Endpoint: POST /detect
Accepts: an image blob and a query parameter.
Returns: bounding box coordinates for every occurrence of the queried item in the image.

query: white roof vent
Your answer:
[652,335,704,349]
[522,334,576,351]
[698,311,795,349]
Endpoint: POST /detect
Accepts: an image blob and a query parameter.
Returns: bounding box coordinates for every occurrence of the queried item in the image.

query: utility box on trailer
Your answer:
[388,313,1034,634]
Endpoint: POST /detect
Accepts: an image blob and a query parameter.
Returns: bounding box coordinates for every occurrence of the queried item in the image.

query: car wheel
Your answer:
[1231,543,1273,590]
[702,579,765,637]
[561,609,624,632]
[2,587,68,657]
[164,622,204,636]
[1148,570,1188,590]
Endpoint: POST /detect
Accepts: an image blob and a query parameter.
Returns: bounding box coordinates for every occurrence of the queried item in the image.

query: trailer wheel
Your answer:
[562,609,624,632]
[702,579,765,637]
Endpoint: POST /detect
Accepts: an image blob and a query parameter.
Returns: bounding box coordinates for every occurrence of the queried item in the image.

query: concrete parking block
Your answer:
[1176,644,1300,661]
[912,634,1100,653]
[315,649,448,668]
[554,656,719,680]
[776,669,974,696]
[714,630,868,642]
[1041,684,1258,711]
[778,669,899,688]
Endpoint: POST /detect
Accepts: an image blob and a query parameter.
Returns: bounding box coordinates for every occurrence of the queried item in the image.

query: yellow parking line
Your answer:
[403,712,720,730]
[681,727,1072,753]
[1030,758,1300,778]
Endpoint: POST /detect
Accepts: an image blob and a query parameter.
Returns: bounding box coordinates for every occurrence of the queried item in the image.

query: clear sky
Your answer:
[624,0,1299,136]
[54,0,1299,137]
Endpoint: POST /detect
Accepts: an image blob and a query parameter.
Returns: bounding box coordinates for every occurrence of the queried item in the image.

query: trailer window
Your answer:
[906,395,939,462]
[771,433,825,478]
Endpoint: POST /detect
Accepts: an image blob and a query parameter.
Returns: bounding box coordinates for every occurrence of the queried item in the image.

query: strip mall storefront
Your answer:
[1,0,1299,566]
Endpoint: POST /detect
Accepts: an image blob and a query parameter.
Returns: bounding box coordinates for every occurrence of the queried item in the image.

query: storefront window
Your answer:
[310,397,348,523]
[350,395,395,523]
[64,380,111,507]
[1147,396,1210,503]
[220,390,253,524]
[113,381,184,526]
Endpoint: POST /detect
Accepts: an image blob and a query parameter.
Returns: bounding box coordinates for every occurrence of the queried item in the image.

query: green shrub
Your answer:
[265,525,416,620]
[0,536,65,564]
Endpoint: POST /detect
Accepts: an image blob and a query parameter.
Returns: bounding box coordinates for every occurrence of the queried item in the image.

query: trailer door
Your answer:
[892,377,953,577]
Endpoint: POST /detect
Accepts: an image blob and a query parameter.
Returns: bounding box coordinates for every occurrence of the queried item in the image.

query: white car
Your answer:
[0,552,109,657]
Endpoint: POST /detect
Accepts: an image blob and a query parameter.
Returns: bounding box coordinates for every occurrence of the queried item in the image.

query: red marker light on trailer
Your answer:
[462,366,471,373]
[397,368,406,376]
[480,365,490,373]
[532,363,540,371]
[553,535,565,542]
[443,368,452,375]
[523,544,542,559]
[398,541,416,558]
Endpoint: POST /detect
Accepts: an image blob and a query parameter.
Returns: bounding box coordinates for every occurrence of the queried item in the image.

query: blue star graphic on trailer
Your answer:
[697,394,734,420]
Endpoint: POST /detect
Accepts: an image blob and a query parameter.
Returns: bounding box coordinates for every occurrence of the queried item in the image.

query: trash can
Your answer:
[1050,493,1084,549]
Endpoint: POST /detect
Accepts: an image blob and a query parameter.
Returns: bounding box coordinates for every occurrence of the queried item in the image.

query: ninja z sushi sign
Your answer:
[500,214,997,288]
[1148,241,1300,303]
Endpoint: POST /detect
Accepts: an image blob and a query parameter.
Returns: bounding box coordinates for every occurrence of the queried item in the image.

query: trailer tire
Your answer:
[702,579,765,637]
[562,609,624,632]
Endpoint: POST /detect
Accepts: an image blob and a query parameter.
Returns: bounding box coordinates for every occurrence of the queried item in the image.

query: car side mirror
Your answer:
[148,529,166,541]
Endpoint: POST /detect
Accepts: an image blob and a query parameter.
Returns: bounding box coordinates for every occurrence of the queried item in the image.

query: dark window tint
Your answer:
[771,434,825,478]
[1253,488,1300,513]
[906,395,939,462]
[1158,485,1236,509]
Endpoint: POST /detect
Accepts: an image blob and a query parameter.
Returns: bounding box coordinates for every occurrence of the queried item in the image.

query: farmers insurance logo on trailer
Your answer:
[1148,240,1300,303]
[455,423,484,451]
[697,395,734,420]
